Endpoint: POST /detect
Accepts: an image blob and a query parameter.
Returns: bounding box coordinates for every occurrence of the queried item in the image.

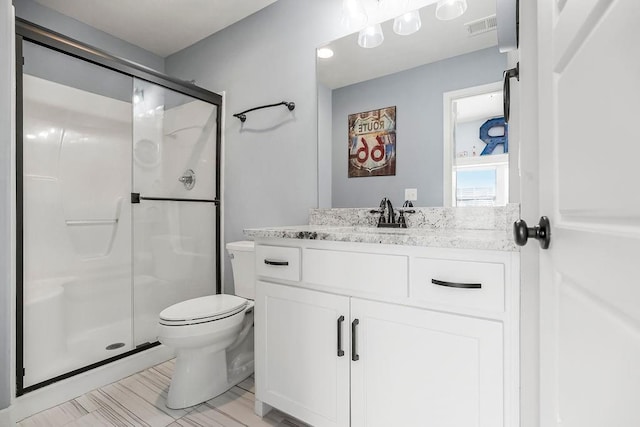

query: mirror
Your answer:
[317,0,510,208]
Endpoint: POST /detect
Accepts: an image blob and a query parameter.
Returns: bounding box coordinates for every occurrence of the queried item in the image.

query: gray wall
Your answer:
[0,1,13,412]
[165,0,347,293]
[14,0,164,72]
[331,48,506,208]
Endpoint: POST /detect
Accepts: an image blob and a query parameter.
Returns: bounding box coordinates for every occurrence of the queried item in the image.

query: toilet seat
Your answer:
[159,294,248,327]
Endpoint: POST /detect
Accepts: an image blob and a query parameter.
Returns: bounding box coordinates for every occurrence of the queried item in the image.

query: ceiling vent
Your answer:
[465,15,498,37]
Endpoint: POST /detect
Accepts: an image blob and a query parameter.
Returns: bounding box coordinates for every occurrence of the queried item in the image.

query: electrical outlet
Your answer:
[404,188,417,201]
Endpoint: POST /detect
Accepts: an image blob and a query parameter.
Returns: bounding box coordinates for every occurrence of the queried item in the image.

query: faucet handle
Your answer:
[397,211,407,228]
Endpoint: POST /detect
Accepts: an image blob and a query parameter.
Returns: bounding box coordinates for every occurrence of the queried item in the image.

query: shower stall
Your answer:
[15,20,222,394]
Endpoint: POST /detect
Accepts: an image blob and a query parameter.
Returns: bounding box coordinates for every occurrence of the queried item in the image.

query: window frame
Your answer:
[442,82,505,207]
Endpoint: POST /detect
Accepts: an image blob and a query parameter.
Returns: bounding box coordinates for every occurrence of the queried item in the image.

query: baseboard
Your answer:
[12,345,174,422]
[0,405,15,426]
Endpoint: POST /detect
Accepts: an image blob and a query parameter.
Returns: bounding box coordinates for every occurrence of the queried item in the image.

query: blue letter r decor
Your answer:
[479,117,508,155]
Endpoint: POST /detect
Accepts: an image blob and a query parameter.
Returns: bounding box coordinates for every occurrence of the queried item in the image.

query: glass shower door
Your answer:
[21,41,134,388]
[131,79,219,346]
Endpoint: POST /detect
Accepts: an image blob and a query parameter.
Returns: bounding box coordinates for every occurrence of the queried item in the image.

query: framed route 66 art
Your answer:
[348,106,396,177]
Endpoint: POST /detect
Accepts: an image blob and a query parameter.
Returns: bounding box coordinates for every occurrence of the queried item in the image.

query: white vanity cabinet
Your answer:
[256,281,350,426]
[350,298,503,427]
[254,240,519,427]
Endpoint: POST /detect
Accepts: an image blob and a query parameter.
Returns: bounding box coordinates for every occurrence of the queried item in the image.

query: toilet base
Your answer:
[167,347,231,409]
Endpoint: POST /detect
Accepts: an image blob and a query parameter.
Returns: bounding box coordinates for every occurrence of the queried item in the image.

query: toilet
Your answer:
[158,240,255,409]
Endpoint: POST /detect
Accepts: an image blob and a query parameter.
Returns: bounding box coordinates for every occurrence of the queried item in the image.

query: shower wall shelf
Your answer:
[233,101,295,123]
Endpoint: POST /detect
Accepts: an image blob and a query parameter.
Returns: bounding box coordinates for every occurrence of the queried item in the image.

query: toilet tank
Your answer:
[226,240,255,300]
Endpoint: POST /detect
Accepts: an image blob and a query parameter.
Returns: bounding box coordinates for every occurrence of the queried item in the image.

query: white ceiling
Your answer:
[32,0,279,57]
[456,90,503,123]
[318,0,498,89]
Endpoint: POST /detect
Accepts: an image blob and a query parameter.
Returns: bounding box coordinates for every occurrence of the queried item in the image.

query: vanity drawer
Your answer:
[304,248,408,298]
[410,258,505,313]
[256,245,301,282]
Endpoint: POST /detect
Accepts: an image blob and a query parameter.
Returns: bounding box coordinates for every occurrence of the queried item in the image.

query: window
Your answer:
[453,156,509,206]
[443,82,508,207]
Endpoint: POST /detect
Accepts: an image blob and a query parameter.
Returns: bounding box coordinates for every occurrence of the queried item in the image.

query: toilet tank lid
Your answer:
[226,240,255,252]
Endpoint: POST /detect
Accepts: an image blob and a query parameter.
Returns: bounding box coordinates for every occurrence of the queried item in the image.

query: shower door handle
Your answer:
[130,193,219,204]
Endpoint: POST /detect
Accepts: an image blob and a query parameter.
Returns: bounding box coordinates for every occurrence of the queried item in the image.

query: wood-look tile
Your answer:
[85,384,173,427]
[264,410,309,427]
[63,408,125,427]
[80,391,147,426]
[150,360,175,380]
[206,387,282,427]
[119,371,190,419]
[18,400,88,427]
[18,358,308,427]
[170,403,245,427]
[236,376,255,394]
[74,394,101,413]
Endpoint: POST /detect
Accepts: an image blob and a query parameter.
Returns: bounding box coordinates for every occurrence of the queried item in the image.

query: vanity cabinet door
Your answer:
[255,281,350,427]
[350,298,504,427]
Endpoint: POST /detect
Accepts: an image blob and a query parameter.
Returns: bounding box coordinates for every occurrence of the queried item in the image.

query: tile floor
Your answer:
[17,360,307,427]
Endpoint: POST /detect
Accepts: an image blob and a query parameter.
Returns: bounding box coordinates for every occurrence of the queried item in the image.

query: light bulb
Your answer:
[317,47,334,59]
[435,0,468,21]
[393,10,422,35]
[358,23,384,48]
[341,0,367,30]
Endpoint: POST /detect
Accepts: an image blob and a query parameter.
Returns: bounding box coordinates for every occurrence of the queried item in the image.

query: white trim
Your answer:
[442,82,503,207]
[0,406,15,426]
[455,153,509,167]
[517,0,540,424]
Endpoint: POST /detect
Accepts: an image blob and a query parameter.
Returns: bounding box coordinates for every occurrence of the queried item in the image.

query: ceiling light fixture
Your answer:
[393,10,422,35]
[341,0,368,31]
[435,0,468,21]
[343,0,468,49]
[358,23,385,48]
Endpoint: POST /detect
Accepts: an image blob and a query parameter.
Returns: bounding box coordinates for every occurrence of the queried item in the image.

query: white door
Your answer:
[535,1,640,425]
[350,298,504,427]
[254,281,350,427]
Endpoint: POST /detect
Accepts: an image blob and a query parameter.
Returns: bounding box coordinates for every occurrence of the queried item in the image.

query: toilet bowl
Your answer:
[158,240,255,409]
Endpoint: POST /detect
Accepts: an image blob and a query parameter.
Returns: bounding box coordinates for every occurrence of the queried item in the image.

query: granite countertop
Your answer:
[244,224,519,252]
